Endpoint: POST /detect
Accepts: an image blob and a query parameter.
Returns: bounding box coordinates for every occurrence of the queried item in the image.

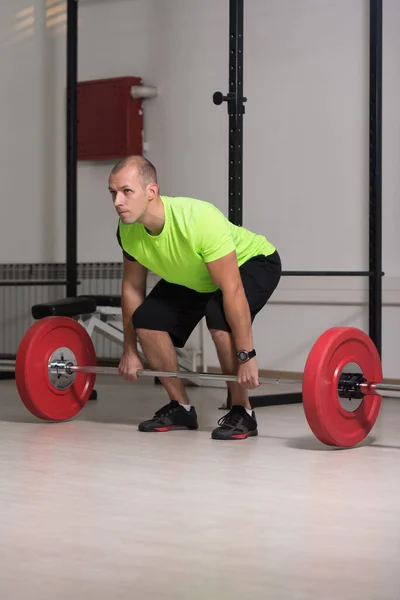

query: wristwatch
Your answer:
[236,349,256,363]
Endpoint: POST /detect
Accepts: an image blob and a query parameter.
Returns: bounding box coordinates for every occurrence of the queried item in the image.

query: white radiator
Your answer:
[0,264,204,366]
[0,263,125,359]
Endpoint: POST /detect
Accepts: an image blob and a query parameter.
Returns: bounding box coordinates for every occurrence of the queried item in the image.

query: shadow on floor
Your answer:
[285,434,379,451]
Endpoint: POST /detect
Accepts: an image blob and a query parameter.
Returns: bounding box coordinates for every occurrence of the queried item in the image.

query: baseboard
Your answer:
[250,392,303,407]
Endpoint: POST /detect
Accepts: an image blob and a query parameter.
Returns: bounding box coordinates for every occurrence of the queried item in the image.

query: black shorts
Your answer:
[132,251,282,348]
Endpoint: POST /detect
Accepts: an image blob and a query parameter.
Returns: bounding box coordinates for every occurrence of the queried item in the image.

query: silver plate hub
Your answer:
[48,347,77,391]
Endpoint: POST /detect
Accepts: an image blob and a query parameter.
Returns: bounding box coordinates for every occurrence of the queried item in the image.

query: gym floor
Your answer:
[0,376,399,600]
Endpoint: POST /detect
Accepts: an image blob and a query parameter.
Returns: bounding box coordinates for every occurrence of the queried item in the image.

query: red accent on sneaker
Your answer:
[154,425,185,432]
[231,433,250,439]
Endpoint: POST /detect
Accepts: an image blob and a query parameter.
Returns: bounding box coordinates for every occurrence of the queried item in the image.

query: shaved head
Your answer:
[109,155,161,226]
[111,155,158,189]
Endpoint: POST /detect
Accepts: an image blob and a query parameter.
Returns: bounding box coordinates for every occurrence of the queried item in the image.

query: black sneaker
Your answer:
[211,405,258,440]
[138,400,199,432]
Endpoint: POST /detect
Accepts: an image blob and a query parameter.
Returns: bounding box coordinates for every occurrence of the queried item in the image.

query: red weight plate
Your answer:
[302,327,382,448]
[15,317,96,421]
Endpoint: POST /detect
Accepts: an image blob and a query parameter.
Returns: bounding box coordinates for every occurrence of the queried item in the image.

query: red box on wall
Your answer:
[77,76,143,160]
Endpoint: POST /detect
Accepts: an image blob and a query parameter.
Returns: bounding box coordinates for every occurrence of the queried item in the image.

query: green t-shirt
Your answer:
[118,196,276,293]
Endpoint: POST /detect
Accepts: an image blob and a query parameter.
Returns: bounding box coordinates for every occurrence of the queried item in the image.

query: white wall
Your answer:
[382,0,400,276]
[245,0,369,272]
[77,0,155,263]
[1,0,399,376]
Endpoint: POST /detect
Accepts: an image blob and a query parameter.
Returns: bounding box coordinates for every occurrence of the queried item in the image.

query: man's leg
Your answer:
[206,252,282,402]
[131,279,209,432]
[208,326,258,440]
[206,324,258,440]
[135,328,189,404]
[205,253,282,440]
[133,327,199,432]
[209,328,251,410]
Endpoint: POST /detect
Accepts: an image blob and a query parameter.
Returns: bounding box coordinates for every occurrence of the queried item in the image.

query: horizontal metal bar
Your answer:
[282,271,384,277]
[0,273,384,284]
[0,281,70,287]
[0,361,16,372]
[361,382,400,399]
[6,357,400,399]
[69,366,400,399]
[7,350,398,398]
[68,364,303,386]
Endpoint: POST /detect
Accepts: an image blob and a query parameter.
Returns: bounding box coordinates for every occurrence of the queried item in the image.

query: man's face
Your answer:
[108,167,148,224]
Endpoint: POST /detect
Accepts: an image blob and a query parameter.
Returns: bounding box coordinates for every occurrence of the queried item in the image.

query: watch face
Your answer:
[238,351,248,362]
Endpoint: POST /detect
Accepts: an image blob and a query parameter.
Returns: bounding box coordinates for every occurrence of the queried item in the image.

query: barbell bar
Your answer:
[6,355,396,398]
[11,315,400,448]
[55,362,304,386]
[360,382,400,398]
[51,362,400,400]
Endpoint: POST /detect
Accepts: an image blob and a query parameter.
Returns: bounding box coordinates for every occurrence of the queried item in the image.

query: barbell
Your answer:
[7,316,400,448]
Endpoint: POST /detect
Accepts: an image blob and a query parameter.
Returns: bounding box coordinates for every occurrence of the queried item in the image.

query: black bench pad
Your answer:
[32,297,97,320]
[79,295,121,308]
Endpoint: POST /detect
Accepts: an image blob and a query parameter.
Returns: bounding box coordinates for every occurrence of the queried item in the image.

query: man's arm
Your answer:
[121,257,148,354]
[205,251,260,388]
[205,250,253,351]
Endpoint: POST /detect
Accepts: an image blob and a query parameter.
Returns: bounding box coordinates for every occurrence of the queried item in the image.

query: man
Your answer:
[109,155,281,440]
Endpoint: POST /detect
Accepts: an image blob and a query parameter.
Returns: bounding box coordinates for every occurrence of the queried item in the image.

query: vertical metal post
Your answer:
[228,0,245,225]
[213,0,246,226]
[213,0,246,409]
[66,0,78,297]
[369,0,383,356]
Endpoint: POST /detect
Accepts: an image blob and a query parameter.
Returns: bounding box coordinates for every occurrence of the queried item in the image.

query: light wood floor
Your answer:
[0,376,399,599]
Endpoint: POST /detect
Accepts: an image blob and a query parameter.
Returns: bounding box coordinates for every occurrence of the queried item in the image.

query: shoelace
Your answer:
[154,401,178,419]
[217,410,243,429]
